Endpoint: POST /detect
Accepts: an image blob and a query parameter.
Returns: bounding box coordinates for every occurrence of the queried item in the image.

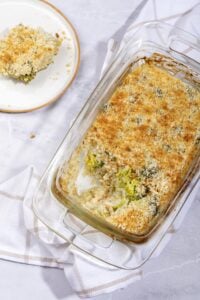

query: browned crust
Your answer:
[60,62,200,236]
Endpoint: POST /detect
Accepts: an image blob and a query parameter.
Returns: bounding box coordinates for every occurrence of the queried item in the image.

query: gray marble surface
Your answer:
[0,0,200,299]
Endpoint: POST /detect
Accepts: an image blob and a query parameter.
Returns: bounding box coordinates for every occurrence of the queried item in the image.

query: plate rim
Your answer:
[0,0,80,113]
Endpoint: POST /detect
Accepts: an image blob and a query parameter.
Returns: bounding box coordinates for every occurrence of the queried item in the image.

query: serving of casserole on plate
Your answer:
[0,0,80,112]
[0,24,62,83]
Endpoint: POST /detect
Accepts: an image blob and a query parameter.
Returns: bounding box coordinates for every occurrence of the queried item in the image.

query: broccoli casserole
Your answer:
[58,61,200,236]
[0,24,62,83]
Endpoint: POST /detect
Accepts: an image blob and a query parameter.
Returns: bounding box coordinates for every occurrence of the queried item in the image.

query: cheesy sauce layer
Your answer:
[59,62,200,236]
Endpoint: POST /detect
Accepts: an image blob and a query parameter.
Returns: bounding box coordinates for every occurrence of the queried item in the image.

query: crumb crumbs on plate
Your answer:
[30,133,36,139]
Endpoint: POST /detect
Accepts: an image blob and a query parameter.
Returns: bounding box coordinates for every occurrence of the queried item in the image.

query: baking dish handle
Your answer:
[61,209,115,250]
[169,30,200,62]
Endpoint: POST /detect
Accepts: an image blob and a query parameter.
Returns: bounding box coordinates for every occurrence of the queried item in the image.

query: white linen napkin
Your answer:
[0,0,199,298]
[0,166,66,268]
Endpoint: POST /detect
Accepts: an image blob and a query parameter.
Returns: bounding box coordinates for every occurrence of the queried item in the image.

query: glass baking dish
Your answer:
[33,21,200,269]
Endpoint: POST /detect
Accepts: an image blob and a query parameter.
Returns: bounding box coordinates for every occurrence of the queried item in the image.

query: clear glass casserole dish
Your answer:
[33,21,200,269]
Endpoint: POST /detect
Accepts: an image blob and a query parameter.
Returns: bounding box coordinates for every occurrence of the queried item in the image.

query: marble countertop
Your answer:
[0,0,199,299]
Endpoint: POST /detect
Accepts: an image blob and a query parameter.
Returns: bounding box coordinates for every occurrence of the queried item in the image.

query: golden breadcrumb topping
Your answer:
[0,24,62,82]
[59,61,200,236]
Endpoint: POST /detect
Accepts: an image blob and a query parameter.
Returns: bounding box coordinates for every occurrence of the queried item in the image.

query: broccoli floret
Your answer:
[116,167,139,201]
[116,167,150,202]
[125,179,138,199]
[18,73,36,83]
[85,152,104,172]
[117,167,132,185]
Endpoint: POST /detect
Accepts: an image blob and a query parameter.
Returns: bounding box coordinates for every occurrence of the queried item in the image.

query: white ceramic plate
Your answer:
[0,0,80,112]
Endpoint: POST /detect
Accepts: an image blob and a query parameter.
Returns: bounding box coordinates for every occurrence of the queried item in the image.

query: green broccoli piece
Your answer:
[116,167,139,201]
[85,152,104,172]
[18,73,36,83]
[125,179,138,199]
